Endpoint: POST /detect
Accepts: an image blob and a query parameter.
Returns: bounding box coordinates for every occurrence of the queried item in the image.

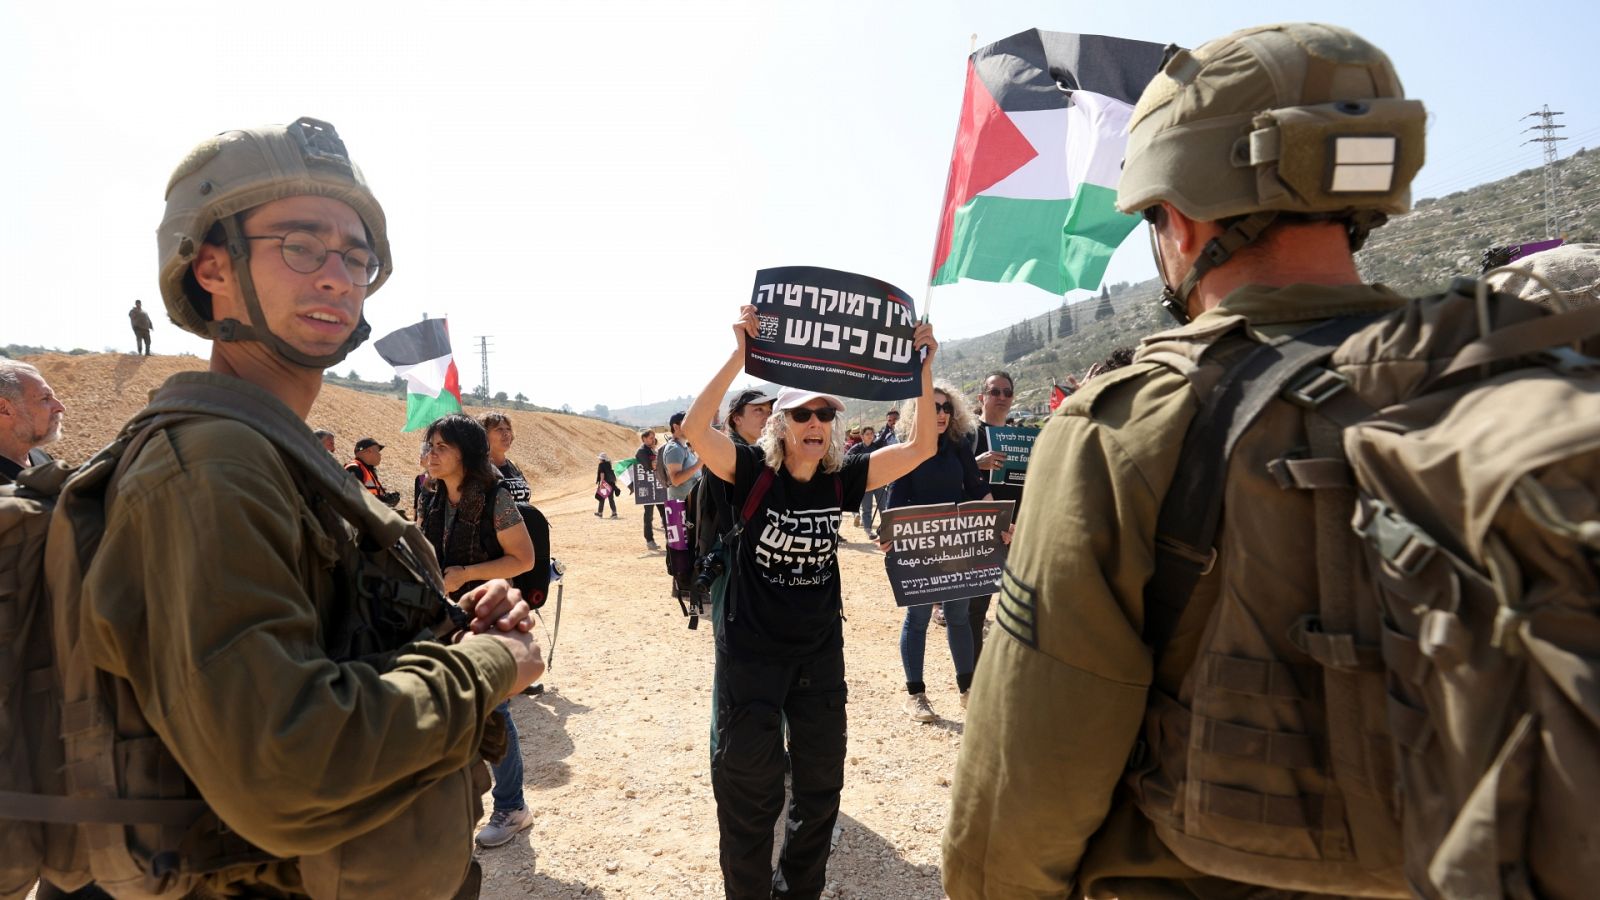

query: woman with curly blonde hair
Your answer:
[884,379,991,722]
[680,304,940,897]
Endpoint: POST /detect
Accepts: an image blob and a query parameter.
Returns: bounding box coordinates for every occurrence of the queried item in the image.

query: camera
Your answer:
[379,490,401,508]
[693,552,726,591]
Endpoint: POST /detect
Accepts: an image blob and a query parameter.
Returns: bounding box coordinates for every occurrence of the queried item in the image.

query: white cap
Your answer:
[773,387,845,413]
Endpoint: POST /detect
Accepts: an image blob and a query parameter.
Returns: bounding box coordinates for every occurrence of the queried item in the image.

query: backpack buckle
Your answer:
[1539,345,1600,375]
[1284,367,1349,409]
[1354,499,1438,576]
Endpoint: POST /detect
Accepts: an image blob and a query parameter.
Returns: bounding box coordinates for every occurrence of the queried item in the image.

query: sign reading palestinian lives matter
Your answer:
[746,266,923,402]
[985,425,1040,486]
[879,500,1015,608]
[630,463,667,506]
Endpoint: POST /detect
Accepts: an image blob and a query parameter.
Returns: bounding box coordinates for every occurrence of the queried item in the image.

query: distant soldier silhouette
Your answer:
[128,299,154,355]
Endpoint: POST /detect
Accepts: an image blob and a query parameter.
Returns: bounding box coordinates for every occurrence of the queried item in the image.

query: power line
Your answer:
[1412,122,1600,200]
[1523,105,1568,237]
[474,335,494,396]
[1369,183,1600,254]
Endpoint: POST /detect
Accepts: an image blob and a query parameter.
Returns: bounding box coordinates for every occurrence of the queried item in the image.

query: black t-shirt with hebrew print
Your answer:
[720,443,868,661]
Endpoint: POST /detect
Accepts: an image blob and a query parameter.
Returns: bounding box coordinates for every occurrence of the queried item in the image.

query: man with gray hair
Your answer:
[0,359,65,484]
[312,428,337,455]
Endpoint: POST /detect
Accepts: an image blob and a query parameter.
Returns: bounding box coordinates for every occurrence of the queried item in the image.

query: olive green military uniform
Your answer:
[79,372,516,897]
[943,284,1405,900]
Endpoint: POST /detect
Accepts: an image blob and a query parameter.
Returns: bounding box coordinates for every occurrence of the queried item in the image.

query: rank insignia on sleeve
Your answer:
[996,564,1039,650]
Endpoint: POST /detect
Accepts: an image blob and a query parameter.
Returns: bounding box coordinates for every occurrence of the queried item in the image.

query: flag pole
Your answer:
[921,31,981,325]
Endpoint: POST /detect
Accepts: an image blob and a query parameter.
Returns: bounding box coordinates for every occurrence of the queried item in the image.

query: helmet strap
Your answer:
[1155,210,1280,325]
[206,215,371,370]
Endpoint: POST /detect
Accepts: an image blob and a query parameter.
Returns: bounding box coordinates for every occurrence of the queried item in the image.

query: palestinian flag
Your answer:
[374,319,463,432]
[1049,383,1073,412]
[614,457,638,488]
[931,30,1169,295]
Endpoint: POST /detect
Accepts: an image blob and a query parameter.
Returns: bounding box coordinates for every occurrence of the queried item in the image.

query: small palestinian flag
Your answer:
[931,30,1169,295]
[374,319,463,432]
[614,457,638,488]
[1049,383,1073,412]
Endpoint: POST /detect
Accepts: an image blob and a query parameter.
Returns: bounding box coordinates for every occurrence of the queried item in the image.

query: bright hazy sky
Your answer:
[5,0,1595,412]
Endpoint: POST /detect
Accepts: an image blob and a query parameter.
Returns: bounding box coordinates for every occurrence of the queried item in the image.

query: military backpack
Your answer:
[1134,278,1600,899]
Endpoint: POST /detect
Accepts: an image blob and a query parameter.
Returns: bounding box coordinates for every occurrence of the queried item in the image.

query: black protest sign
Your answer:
[746,266,922,401]
[631,463,667,505]
[878,500,1015,607]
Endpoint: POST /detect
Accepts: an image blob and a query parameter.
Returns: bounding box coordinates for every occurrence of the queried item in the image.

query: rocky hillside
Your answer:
[1357,147,1600,295]
[23,353,640,500]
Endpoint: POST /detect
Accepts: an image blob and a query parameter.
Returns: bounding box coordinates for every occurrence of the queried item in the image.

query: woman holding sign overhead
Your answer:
[882,381,991,723]
[681,303,938,900]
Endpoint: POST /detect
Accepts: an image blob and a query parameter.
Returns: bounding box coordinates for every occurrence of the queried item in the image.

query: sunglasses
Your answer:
[935,402,955,415]
[983,388,1014,398]
[787,407,838,423]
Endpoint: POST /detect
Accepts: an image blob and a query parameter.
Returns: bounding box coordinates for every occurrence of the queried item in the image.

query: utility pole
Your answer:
[1522,105,1567,238]
[475,335,493,397]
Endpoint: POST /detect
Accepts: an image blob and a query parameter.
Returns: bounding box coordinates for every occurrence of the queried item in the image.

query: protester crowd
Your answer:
[9,20,1600,900]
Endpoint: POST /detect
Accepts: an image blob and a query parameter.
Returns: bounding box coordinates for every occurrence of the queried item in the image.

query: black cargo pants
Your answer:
[711,642,846,900]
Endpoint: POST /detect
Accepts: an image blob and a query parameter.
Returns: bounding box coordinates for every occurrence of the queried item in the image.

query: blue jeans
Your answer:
[899,598,974,684]
[490,699,526,812]
[860,488,886,533]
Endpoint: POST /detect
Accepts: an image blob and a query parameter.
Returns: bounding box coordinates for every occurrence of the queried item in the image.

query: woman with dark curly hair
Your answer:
[884,380,995,723]
[417,413,538,849]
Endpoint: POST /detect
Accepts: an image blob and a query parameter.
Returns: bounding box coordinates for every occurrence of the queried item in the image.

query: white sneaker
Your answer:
[960,690,970,710]
[475,806,532,848]
[904,692,936,723]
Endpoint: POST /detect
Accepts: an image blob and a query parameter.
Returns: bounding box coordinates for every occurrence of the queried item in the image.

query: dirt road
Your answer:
[487,480,967,899]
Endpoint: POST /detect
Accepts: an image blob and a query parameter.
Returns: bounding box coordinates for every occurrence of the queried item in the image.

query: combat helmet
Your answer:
[1117,23,1426,322]
[157,117,392,368]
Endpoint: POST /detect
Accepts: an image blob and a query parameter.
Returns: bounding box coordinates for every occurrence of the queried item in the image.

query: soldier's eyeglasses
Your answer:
[787,407,838,423]
[245,231,382,285]
[983,388,1014,398]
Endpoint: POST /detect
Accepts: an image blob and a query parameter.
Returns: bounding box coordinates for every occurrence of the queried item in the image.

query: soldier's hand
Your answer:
[458,578,534,633]
[476,629,544,695]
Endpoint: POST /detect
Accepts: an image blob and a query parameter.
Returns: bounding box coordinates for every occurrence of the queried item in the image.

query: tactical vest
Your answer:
[1123,280,1600,898]
[5,373,471,899]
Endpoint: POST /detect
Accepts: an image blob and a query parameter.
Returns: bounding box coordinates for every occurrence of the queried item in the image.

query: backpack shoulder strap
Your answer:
[1143,313,1382,656]
[739,466,777,527]
[478,480,511,554]
[131,374,406,547]
[118,374,451,623]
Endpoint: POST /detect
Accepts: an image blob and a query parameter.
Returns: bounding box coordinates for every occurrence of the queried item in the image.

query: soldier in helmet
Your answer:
[943,24,1426,898]
[50,119,544,898]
